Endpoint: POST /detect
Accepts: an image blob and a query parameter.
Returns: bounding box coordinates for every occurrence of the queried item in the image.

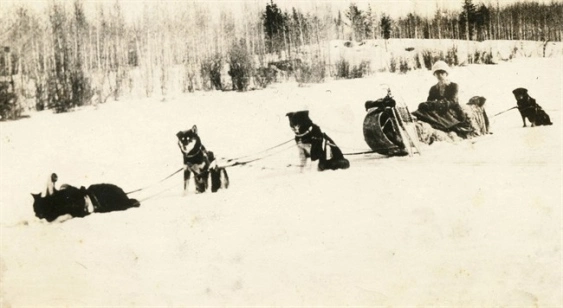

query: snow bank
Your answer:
[1,57,561,306]
[328,38,563,72]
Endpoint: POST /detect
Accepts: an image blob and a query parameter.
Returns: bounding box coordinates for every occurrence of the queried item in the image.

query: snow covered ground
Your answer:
[1,57,561,306]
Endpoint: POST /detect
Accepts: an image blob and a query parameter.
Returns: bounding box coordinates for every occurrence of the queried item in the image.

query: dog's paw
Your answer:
[209,160,218,170]
[53,214,73,223]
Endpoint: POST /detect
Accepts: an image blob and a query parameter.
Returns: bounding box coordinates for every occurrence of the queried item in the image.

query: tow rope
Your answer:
[223,138,293,162]
[125,167,184,195]
[220,142,295,168]
[492,106,518,117]
[126,139,295,195]
[343,149,380,156]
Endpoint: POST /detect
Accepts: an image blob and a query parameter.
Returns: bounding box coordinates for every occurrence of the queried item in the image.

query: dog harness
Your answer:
[294,126,313,138]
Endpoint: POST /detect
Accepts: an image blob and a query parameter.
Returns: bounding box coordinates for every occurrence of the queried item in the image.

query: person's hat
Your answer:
[431,61,449,75]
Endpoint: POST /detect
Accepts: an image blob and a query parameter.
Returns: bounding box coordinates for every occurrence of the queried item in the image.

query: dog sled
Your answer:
[363,89,420,157]
[412,96,492,144]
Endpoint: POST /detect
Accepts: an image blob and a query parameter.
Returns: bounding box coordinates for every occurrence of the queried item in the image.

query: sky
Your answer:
[0,0,556,21]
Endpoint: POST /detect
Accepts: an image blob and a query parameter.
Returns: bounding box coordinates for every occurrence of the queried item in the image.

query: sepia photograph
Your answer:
[0,0,561,305]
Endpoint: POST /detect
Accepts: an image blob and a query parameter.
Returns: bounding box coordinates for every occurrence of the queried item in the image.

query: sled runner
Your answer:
[363,88,420,157]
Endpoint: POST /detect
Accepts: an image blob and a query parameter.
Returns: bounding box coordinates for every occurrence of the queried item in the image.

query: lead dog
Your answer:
[31,173,140,222]
[177,125,229,194]
[286,111,350,171]
[512,88,552,127]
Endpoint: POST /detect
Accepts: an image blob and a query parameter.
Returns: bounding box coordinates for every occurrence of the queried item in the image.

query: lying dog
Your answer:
[286,111,350,171]
[31,173,140,222]
[177,125,229,194]
[512,88,552,127]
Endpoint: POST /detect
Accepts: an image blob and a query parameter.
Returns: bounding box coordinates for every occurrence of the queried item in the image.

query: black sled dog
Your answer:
[286,110,350,171]
[176,125,229,194]
[31,173,140,222]
[512,88,552,127]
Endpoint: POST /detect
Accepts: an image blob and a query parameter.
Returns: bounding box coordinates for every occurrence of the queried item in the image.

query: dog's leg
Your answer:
[183,167,191,195]
[531,107,538,127]
[221,169,229,189]
[521,114,527,127]
[297,145,310,172]
[203,172,209,192]
[210,169,220,193]
[194,174,202,193]
[318,159,326,171]
[194,174,208,193]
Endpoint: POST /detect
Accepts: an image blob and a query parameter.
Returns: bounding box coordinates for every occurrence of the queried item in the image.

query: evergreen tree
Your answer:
[364,4,377,39]
[262,0,286,54]
[380,14,392,40]
[345,3,365,41]
[334,10,344,40]
[459,0,477,40]
[475,4,490,41]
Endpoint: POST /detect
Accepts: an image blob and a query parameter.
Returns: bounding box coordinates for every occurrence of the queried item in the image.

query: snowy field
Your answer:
[1,57,561,306]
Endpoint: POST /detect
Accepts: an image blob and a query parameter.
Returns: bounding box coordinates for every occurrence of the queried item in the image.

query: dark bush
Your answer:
[200,53,223,91]
[335,59,350,78]
[47,69,93,113]
[510,46,519,59]
[228,39,254,91]
[254,66,277,88]
[482,50,494,64]
[389,56,397,73]
[446,46,459,66]
[399,58,409,74]
[46,4,93,113]
[420,50,444,70]
[295,60,326,84]
[351,60,370,78]
[414,53,423,69]
[473,50,494,64]
[35,79,47,111]
[0,81,21,120]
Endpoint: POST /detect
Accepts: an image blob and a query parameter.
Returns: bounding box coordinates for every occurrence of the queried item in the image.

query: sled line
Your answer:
[125,167,184,195]
[138,184,177,202]
[492,106,518,117]
[221,138,294,162]
[220,143,295,168]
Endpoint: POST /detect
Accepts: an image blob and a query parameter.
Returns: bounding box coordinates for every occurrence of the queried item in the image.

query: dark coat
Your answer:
[427,82,459,103]
[413,82,471,136]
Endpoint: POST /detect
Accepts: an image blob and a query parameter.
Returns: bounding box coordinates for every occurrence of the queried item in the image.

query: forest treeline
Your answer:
[0,0,561,118]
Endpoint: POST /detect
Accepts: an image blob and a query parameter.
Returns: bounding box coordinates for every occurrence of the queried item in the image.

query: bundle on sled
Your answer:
[363,90,420,157]
[412,96,491,145]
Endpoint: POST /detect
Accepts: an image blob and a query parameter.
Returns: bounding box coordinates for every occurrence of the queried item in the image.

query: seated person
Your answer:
[413,61,470,137]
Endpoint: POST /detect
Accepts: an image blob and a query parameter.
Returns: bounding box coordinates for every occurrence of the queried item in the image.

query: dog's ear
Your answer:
[513,88,527,95]
[176,131,183,139]
[191,125,198,134]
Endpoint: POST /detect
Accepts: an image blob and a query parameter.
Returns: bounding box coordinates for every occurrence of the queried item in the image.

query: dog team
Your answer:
[31,61,553,222]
